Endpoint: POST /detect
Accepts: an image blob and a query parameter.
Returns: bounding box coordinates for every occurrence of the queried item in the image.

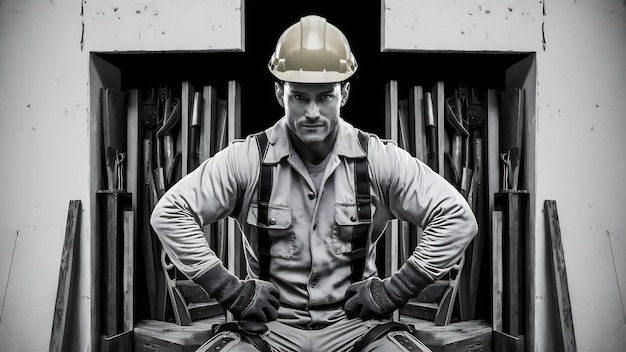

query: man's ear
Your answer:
[274,82,285,107]
[340,82,350,107]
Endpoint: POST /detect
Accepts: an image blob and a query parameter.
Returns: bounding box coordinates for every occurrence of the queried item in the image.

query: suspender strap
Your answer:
[213,321,272,352]
[351,131,372,283]
[255,130,372,283]
[352,322,413,352]
[255,132,273,281]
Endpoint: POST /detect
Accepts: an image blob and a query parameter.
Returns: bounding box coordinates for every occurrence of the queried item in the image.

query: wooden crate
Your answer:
[134,317,223,352]
[402,317,492,352]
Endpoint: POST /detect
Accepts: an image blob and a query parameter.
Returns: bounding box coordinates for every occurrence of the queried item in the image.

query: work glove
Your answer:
[344,262,433,320]
[195,264,280,322]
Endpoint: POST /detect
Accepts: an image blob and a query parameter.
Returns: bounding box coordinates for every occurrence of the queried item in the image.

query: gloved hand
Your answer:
[344,262,433,320]
[195,264,280,322]
[344,277,396,319]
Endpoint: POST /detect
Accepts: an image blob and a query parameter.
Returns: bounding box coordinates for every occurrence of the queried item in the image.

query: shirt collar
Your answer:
[262,117,367,164]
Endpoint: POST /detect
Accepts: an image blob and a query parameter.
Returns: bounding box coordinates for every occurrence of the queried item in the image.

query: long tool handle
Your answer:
[424,92,438,173]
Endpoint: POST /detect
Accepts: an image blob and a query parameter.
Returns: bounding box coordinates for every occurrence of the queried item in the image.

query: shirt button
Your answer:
[350,215,358,222]
[307,192,315,200]
[268,218,276,225]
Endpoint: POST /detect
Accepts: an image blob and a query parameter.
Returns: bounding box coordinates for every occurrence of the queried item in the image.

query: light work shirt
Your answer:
[151,117,478,328]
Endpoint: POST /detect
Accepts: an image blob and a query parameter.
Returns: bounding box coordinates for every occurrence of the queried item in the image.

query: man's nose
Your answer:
[305,101,320,119]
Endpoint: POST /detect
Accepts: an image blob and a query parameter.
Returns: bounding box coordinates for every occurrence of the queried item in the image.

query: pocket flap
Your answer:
[246,204,292,229]
[335,204,372,225]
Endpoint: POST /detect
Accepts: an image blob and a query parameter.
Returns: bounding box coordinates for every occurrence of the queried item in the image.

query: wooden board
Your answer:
[98,191,132,336]
[493,330,524,352]
[200,85,217,161]
[181,81,194,176]
[432,81,445,175]
[409,85,427,162]
[122,210,134,332]
[492,210,504,332]
[495,192,528,337]
[101,330,133,352]
[544,200,577,352]
[50,200,82,352]
[134,318,221,352]
[402,318,492,352]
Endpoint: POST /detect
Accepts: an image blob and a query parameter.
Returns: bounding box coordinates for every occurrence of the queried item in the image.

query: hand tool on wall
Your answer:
[102,88,127,190]
[157,97,181,189]
[424,92,439,173]
[444,95,469,190]
[188,92,202,172]
[499,88,525,191]
[456,84,473,198]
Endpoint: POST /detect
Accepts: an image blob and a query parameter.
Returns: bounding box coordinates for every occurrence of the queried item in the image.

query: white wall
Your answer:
[385,0,626,351]
[0,1,243,351]
[0,0,623,351]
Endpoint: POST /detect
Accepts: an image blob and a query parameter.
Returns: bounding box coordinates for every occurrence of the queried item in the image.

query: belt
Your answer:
[281,300,345,311]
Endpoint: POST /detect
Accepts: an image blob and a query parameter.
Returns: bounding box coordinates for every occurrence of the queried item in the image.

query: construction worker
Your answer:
[151,15,478,352]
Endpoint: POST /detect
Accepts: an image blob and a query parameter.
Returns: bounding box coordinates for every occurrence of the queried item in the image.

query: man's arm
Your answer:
[150,139,281,322]
[345,138,478,319]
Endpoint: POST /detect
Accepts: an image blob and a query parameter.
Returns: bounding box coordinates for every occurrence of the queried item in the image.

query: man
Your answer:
[151,15,478,352]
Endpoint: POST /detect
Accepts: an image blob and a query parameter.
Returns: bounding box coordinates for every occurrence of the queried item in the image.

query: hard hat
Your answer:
[268,15,358,83]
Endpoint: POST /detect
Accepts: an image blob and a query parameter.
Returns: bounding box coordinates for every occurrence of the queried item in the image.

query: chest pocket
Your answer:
[247,204,295,259]
[332,204,372,255]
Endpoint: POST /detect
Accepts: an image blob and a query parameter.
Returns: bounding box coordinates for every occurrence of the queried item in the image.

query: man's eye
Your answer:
[319,95,333,101]
[293,95,306,101]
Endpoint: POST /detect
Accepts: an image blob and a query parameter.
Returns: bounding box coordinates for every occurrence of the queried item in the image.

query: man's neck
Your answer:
[288,129,337,164]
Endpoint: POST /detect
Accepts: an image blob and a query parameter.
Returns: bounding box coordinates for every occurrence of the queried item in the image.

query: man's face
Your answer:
[275,81,349,145]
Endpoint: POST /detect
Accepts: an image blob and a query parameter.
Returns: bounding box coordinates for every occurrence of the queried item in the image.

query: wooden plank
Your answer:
[227,80,242,145]
[101,330,133,352]
[544,200,577,352]
[495,192,528,337]
[409,85,427,162]
[384,80,398,143]
[486,88,500,210]
[432,81,445,175]
[50,200,82,352]
[200,85,217,161]
[226,80,244,281]
[142,136,158,319]
[493,330,524,352]
[98,192,131,335]
[398,98,410,152]
[134,319,220,352]
[492,210,504,332]
[124,89,139,330]
[467,137,485,320]
[122,210,134,332]
[181,81,194,176]
[215,99,228,152]
[402,318,492,352]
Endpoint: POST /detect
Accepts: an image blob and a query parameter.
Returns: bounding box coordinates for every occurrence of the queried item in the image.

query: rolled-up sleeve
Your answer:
[150,140,255,280]
[372,142,478,280]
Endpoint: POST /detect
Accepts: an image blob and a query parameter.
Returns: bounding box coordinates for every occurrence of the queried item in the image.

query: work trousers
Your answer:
[207,317,431,352]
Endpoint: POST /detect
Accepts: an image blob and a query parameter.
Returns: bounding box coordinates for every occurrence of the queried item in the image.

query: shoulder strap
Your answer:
[351,130,372,283]
[255,132,273,281]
